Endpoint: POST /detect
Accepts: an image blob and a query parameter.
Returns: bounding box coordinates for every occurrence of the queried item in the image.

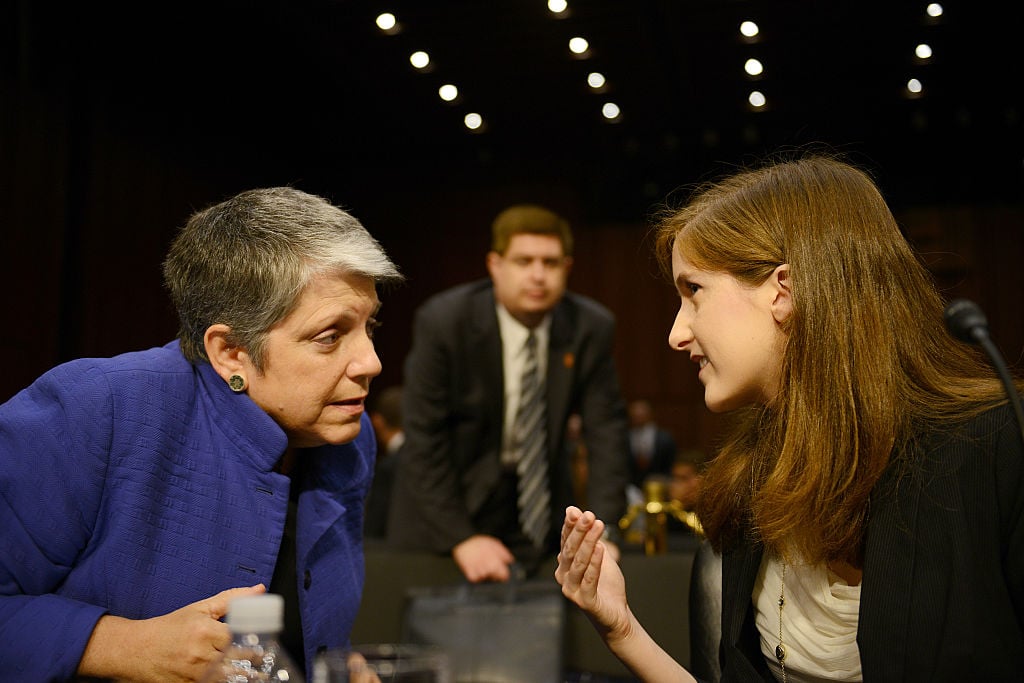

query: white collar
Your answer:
[495,303,551,352]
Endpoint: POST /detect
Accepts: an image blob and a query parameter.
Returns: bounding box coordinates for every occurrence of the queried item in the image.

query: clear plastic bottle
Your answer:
[201,593,305,683]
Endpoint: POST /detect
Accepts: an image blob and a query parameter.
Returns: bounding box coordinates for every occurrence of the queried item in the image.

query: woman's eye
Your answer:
[314,333,340,346]
[687,283,700,295]
[367,319,382,339]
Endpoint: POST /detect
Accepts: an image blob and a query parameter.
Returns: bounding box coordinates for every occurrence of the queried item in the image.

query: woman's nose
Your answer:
[351,336,383,379]
[667,306,693,351]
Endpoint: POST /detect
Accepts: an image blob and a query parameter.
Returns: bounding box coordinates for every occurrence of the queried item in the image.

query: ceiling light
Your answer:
[409,51,430,69]
[926,3,943,18]
[744,58,764,76]
[375,13,397,31]
[740,21,759,38]
[464,113,483,130]
[587,72,606,89]
[548,0,568,14]
[748,91,766,108]
[601,102,621,121]
[438,84,459,102]
[915,44,933,60]
[907,78,923,94]
[569,37,589,54]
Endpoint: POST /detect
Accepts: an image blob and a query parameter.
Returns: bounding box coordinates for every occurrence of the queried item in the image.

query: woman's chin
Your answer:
[289,422,362,448]
[703,391,745,414]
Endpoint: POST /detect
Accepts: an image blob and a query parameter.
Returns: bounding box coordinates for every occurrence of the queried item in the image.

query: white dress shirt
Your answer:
[495,304,550,467]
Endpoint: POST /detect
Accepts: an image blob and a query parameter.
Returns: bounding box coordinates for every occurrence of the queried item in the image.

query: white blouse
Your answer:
[752,553,863,682]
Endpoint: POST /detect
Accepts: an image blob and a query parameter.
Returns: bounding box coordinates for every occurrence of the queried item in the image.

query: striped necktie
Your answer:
[514,332,550,548]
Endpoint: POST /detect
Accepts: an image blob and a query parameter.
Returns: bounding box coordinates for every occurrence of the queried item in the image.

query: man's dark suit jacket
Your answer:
[630,425,678,485]
[714,404,1024,681]
[388,279,630,554]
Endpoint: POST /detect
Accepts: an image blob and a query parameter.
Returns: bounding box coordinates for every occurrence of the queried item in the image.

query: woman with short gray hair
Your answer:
[0,187,402,681]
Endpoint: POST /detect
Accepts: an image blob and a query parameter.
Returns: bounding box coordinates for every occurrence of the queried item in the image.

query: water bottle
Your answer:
[201,593,305,683]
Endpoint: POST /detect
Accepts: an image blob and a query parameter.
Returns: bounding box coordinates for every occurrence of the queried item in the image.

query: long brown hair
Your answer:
[655,155,1005,565]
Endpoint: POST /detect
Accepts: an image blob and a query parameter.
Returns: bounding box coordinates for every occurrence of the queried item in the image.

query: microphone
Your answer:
[944,298,1024,446]
[944,298,991,344]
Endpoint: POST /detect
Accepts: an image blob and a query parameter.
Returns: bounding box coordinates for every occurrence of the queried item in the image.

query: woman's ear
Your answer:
[770,264,793,324]
[204,324,246,383]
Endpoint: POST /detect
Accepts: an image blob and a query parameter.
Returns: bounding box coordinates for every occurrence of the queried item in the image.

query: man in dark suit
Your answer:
[388,204,630,582]
[627,399,678,486]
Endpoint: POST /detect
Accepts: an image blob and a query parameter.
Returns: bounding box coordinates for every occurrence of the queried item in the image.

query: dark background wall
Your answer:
[3,1,1022,457]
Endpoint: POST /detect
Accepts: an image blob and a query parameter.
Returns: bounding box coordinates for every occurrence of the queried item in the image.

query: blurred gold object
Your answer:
[618,478,703,555]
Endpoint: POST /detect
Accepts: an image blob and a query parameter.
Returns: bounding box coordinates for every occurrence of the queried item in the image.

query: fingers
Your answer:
[495,541,515,565]
[488,562,511,583]
[583,539,606,586]
[565,510,601,558]
[561,506,583,545]
[454,536,516,583]
[347,653,383,683]
[556,509,604,586]
[463,560,510,584]
[199,583,267,620]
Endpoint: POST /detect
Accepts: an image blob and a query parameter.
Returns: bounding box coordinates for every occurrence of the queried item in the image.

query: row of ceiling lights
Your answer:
[905,3,945,98]
[374,2,947,131]
[741,3,945,111]
[373,1,625,132]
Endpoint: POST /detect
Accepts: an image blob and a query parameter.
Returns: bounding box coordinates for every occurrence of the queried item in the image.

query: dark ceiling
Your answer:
[12,0,1024,219]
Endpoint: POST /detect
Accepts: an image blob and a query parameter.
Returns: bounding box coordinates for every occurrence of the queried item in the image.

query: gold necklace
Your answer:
[776,562,787,683]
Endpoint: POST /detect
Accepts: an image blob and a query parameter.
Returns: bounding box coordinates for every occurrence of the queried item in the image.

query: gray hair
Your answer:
[163,186,402,368]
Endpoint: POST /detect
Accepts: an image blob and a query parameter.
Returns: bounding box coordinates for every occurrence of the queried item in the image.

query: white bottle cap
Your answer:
[227,593,285,633]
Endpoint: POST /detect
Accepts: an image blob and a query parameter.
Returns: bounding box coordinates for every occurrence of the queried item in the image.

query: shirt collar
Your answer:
[495,303,551,352]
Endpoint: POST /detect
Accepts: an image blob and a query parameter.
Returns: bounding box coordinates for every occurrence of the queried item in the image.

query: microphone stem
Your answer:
[976,332,1024,448]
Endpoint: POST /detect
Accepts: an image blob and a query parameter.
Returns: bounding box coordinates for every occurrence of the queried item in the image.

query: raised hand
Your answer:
[555,506,631,640]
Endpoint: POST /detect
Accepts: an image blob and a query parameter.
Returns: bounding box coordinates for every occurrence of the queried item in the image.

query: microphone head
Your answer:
[944,298,989,344]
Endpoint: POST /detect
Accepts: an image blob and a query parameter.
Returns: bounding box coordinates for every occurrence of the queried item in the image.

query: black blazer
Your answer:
[717,404,1024,681]
[388,279,630,553]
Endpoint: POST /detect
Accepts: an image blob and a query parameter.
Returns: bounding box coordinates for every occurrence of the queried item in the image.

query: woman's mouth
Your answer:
[332,396,366,411]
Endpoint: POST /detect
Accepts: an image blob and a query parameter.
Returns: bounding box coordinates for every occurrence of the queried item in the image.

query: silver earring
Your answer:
[228,375,246,392]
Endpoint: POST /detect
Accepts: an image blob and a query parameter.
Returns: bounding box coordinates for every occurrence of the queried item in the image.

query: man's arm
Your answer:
[395,301,479,551]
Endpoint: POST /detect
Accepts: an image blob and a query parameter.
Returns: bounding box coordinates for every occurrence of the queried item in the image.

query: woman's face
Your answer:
[243,271,383,447]
[667,245,789,413]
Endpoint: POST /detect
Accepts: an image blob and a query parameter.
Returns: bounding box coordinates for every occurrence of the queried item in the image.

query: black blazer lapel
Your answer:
[720,541,773,680]
[859,457,919,681]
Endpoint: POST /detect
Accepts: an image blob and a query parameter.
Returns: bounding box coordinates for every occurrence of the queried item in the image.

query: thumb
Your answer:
[201,583,267,620]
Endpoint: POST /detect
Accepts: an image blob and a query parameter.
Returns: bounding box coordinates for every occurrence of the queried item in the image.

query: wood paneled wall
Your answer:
[3,10,1022,459]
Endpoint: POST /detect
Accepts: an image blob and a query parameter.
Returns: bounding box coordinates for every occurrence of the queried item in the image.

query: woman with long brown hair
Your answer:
[556,155,1024,681]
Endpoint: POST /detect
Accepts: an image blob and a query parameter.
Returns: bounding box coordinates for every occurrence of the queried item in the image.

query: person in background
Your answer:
[627,398,678,486]
[389,204,630,582]
[667,449,704,513]
[365,384,405,538]
[556,155,1024,681]
[0,187,402,681]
